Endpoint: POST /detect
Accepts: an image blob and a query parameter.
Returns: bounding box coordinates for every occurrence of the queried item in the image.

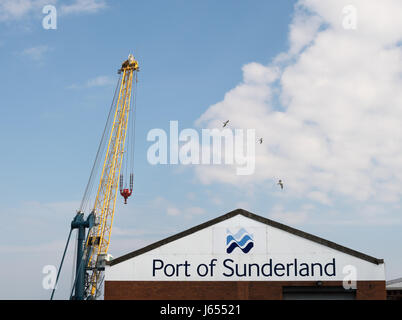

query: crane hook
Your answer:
[119,173,133,204]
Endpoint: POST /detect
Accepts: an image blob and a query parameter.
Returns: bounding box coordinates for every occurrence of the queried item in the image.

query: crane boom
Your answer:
[85,54,139,298]
[50,54,139,300]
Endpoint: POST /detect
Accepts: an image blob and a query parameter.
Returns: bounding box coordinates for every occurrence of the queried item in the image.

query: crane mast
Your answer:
[50,54,139,300]
[60,54,139,300]
[85,54,138,297]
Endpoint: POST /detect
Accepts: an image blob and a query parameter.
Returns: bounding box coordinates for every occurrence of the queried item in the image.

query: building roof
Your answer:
[386,278,402,290]
[108,208,384,266]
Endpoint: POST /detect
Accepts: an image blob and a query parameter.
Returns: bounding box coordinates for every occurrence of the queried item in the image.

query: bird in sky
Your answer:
[223,120,229,128]
[277,179,284,190]
[258,138,263,144]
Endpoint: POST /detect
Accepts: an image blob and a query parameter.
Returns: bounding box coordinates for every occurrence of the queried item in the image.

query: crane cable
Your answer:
[131,71,138,175]
[50,228,73,300]
[122,69,137,188]
[70,231,78,295]
[78,75,122,214]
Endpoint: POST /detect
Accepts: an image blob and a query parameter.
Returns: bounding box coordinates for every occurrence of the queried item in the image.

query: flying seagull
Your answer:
[258,138,263,144]
[223,120,229,128]
[277,179,284,190]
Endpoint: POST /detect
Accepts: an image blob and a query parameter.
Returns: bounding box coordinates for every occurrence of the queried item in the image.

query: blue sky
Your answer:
[0,0,401,299]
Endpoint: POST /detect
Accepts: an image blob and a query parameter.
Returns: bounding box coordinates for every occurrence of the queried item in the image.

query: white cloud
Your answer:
[60,0,107,15]
[242,62,280,84]
[112,226,164,237]
[150,196,206,218]
[0,0,106,22]
[211,196,223,206]
[288,6,323,56]
[0,0,32,21]
[0,0,55,21]
[68,75,115,89]
[186,192,196,200]
[86,75,114,87]
[307,191,332,205]
[195,0,402,207]
[166,205,206,217]
[0,240,65,254]
[268,205,309,225]
[21,45,50,61]
[186,206,205,216]
[167,206,181,216]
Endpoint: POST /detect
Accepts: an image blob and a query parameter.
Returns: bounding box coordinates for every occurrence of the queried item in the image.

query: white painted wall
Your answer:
[106,215,385,281]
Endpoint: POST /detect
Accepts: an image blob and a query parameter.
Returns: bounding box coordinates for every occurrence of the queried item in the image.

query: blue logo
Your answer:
[226,228,254,254]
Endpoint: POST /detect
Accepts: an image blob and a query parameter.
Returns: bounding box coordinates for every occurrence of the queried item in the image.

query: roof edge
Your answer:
[237,209,384,266]
[108,209,243,266]
[387,277,402,285]
[108,208,384,266]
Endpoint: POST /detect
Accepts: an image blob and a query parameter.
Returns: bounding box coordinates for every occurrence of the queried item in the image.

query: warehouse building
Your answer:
[105,209,386,300]
[386,278,402,300]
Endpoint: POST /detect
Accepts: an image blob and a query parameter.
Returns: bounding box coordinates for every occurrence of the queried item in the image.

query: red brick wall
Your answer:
[356,281,386,300]
[104,280,386,300]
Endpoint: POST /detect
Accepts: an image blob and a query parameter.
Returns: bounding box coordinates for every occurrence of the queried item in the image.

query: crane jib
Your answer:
[62,54,139,300]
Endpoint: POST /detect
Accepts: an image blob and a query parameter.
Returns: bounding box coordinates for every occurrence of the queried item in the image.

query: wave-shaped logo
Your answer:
[226,228,254,254]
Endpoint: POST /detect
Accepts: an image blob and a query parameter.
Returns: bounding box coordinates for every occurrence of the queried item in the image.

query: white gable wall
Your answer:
[106,215,385,281]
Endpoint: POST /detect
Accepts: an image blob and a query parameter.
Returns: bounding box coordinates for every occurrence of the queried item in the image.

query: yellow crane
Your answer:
[85,54,138,298]
[50,54,139,300]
